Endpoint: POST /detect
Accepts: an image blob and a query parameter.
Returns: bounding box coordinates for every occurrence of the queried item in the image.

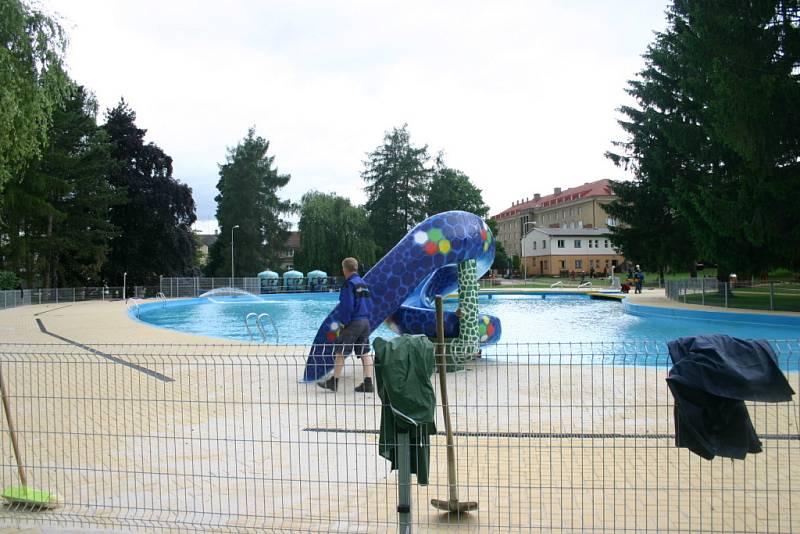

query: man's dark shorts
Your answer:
[334,318,371,357]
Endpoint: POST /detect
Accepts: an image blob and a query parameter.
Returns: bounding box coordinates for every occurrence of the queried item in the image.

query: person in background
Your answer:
[318,257,374,393]
[634,265,645,294]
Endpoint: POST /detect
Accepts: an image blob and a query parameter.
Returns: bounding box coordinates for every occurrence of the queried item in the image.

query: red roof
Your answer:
[491,179,614,220]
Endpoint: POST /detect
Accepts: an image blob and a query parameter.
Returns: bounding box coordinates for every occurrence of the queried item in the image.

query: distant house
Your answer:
[196,234,218,266]
[491,179,618,258]
[195,231,301,272]
[520,227,624,276]
[278,231,301,271]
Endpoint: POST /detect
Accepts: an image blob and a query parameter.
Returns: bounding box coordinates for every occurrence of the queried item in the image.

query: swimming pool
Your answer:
[135,292,800,346]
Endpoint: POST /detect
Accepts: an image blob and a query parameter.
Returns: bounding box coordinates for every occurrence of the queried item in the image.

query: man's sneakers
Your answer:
[354,378,374,393]
[317,377,374,393]
[317,377,339,392]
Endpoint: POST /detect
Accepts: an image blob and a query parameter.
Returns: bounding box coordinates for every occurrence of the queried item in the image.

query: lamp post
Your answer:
[522,221,536,280]
[231,225,240,288]
[123,272,127,302]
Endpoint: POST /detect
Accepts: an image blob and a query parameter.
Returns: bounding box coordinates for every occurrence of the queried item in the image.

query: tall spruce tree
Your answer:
[102,100,197,285]
[294,191,377,275]
[0,86,119,287]
[206,128,292,277]
[362,125,432,255]
[0,0,71,194]
[608,0,800,277]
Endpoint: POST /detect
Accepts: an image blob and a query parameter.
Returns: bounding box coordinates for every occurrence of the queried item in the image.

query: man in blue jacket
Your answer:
[318,257,374,393]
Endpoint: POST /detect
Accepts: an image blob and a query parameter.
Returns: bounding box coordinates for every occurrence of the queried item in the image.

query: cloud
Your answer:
[48,0,669,221]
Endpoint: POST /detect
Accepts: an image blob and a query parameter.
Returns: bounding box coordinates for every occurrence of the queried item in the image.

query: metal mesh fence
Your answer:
[0,341,798,532]
[159,277,344,298]
[666,279,800,312]
[0,288,124,311]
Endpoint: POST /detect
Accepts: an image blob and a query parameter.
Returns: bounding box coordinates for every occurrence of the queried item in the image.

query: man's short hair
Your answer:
[342,257,359,272]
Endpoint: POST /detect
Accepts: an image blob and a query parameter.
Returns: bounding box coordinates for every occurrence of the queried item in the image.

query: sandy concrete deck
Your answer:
[0,299,797,533]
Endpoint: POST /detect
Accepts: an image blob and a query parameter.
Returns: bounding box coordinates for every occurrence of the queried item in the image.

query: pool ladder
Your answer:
[127,297,142,318]
[156,292,167,308]
[245,312,279,343]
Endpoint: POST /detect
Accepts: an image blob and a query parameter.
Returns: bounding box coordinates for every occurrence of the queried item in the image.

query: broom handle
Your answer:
[0,365,27,487]
[434,296,458,502]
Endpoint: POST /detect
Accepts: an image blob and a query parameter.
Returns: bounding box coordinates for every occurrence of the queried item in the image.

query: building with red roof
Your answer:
[491,179,618,258]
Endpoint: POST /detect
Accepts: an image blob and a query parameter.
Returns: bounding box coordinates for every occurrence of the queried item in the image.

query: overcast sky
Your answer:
[46,0,670,234]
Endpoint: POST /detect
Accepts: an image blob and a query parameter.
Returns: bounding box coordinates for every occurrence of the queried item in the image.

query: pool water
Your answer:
[136,292,799,346]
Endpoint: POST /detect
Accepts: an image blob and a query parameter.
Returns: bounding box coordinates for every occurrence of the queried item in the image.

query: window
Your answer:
[542,240,546,249]
[562,210,566,220]
[577,220,583,228]
[533,241,537,250]
[604,240,609,248]
[575,259,583,269]
[560,260,566,269]
[578,207,582,215]
[557,239,565,248]
[588,240,593,248]
[574,239,581,248]
[595,240,599,248]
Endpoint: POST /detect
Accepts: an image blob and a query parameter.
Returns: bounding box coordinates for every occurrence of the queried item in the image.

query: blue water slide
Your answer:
[301,211,502,382]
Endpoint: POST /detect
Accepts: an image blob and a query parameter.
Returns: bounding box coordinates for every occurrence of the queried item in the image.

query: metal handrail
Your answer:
[127,298,142,318]
[257,313,279,343]
[578,281,592,288]
[550,281,564,288]
[244,312,258,341]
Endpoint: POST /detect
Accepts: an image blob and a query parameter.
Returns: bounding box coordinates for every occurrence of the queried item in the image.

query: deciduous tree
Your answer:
[294,191,377,275]
[0,0,70,193]
[102,100,197,285]
[426,159,489,218]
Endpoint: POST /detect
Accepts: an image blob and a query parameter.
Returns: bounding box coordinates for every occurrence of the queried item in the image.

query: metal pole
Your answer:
[724,282,728,308]
[769,282,774,311]
[701,277,705,306]
[123,272,127,302]
[397,431,412,534]
[231,224,240,287]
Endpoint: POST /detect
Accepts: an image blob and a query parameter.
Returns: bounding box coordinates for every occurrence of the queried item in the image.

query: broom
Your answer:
[0,365,60,509]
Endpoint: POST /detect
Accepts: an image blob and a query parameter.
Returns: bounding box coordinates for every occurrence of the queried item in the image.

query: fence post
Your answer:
[724,282,728,308]
[683,281,686,304]
[701,277,705,306]
[397,431,412,533]
[769,282,774,311]
[56,288,59,305]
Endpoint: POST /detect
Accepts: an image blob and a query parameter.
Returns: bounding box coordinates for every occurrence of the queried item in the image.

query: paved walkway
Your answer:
[0,298,797,533]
